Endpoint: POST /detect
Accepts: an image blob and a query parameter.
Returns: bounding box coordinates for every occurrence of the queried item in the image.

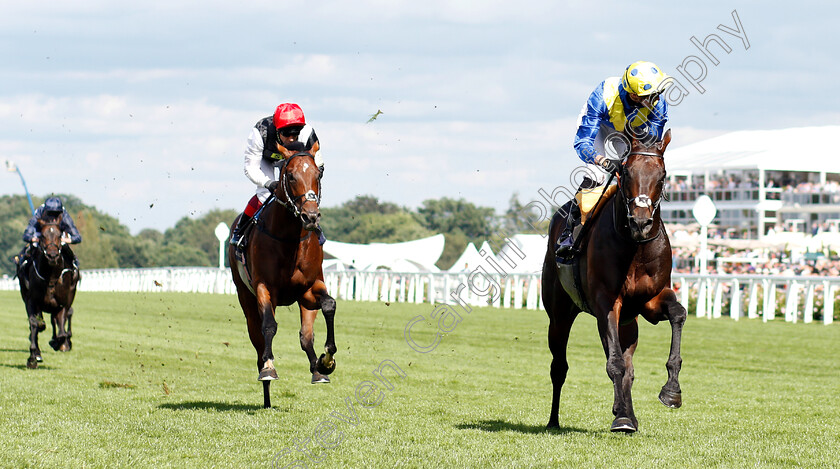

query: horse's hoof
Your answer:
[49,338,61,351]
[258,368,278,381]
[316,354,336,375]
[659,389,682,408]
[59,343,70,352]
[35,355,43,363]
[26,358,38,369]
[546,420,560,430]
[610,417,637,433]
[311,372,330,384]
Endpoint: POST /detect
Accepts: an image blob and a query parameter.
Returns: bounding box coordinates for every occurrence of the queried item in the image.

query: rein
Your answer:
[616,150,665,244]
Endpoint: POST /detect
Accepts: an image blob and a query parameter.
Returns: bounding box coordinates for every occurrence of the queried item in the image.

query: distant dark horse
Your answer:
[229,143,337,408]
[542,129,686,433]
[18,218,80,369]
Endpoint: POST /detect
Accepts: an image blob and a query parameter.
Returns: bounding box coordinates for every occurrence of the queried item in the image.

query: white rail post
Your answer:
[785,280,799,323]
[712,280,723,319]
[763,280,775,322]
[679,277,690,311]
[748,280,759,319]
[730,278,741,320]
[514,275,524,309]
[493,275,502,308]
[824,281,835,325]
[803,283,815,324]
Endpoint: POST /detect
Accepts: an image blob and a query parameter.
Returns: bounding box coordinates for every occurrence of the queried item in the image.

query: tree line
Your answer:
[0,193,547,276]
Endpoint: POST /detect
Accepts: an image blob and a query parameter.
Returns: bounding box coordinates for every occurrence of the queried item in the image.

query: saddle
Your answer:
[575,184,618,229]
[556,184,619,314]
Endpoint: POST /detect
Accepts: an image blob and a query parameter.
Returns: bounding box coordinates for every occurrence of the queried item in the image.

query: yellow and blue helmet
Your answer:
[622,61,669,96]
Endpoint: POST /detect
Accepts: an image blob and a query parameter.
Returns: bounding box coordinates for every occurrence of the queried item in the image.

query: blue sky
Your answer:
[1,0,837,233]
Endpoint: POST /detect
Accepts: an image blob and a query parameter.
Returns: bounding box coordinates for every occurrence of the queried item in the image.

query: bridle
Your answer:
[616,150,665,243]
[30,221,71,280]
[276,151,321,218]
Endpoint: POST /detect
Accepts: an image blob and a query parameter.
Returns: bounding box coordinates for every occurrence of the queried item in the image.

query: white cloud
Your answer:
[1,0,838,235]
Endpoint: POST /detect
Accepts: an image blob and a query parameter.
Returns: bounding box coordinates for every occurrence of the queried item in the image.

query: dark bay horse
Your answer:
[229,143,337,408]
[18,218,80,369]
[542,129,686,433]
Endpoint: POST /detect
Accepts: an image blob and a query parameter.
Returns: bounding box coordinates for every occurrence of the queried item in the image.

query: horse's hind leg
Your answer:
[546,310,577,429]
[542,262,578,429]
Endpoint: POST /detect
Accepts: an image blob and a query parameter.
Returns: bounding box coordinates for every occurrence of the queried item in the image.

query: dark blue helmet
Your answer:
[44,197,63,214]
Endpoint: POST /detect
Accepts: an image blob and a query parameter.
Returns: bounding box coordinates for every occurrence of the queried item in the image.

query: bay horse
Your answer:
[229,143,337,408]
[541,129,686,433]
[17,218,80,369]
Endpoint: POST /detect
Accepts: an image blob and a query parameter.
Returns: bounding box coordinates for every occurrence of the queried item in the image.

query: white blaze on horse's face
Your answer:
[631,195,654,210]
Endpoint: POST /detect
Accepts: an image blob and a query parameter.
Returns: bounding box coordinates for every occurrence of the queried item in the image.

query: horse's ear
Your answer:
[310,140,320,155]
[659,129,672,152]
[275,142,296,160]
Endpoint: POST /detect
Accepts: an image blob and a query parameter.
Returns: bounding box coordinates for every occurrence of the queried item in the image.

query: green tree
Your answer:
[417,197,497,270]
[503,192,547,235]
[321,195,427,244]
[161,209,238,267]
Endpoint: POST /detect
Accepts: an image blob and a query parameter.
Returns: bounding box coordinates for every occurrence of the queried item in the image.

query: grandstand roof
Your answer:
[667,125,840,173]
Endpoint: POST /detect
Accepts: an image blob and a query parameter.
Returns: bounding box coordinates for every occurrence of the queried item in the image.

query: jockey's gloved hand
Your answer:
[264,180,279,193]
[600,158,619,174]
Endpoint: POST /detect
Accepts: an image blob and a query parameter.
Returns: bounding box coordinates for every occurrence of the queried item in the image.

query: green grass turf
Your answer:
[0,291,838,468]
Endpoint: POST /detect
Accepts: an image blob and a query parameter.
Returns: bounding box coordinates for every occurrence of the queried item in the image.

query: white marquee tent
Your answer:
[496,234,548,274]
[448,242,484,272]
[322,234,445,272]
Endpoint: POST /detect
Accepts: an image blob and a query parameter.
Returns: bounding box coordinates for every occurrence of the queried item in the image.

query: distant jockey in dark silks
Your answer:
[229,103,326,257]
[556,60,671,262]
[15,196,82,276]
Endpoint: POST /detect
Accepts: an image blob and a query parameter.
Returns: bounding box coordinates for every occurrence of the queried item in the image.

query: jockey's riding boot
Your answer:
[229,215,252,250]
[555,202,581,261]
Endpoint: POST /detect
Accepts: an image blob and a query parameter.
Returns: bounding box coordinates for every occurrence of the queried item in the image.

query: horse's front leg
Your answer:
[302,283,337,381]
[25,301,42,369]
[596,296,637,433]
[644,289,686,408]
[298,303,328,384]
[618,319,639,431]
[255,284,279,381]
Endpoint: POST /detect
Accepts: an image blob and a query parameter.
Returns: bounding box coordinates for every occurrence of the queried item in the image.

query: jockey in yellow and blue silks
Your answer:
[556,61,670,261]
